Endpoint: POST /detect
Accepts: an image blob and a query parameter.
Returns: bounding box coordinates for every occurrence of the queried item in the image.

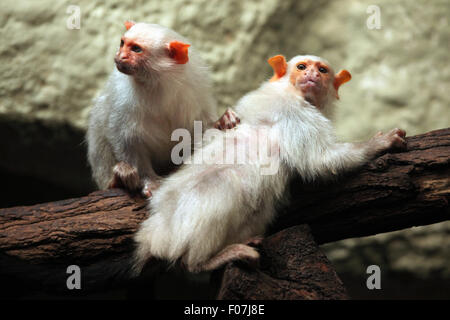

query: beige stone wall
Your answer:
[0,0,448,297]
[2,0,448,136]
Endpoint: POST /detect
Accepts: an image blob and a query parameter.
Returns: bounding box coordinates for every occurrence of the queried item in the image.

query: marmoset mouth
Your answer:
[115,60,134,75]
[299,80,320,90]
[300,75,319,84]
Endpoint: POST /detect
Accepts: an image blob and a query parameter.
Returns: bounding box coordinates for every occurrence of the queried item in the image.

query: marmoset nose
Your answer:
[118,50,129,60]
[306,68,320,80]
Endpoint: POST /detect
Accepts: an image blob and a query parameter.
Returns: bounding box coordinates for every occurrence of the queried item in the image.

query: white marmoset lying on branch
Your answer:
[133,54,407,274]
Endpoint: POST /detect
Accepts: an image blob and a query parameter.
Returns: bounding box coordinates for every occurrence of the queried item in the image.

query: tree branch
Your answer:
[275,128,449,243]
[0,128,448,297]
[217,225,349,300]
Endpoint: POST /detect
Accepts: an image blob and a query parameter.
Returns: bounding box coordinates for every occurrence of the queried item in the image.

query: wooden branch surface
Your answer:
[275,128,449,243]
[0,128,448,296]
[217,225,349,300]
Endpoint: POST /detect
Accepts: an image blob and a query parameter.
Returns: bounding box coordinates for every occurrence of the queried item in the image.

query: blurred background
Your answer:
[0,0,449,299]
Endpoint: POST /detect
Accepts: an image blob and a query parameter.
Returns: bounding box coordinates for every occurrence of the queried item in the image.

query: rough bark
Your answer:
[0,190,147,265]
[275,128,449,243]
[0,190,147,297]
[217,225,349,300]
[0,128,448,298]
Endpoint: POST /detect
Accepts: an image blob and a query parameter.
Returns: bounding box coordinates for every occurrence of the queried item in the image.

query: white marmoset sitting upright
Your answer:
[133,54,407,274]
[87,21,236,197]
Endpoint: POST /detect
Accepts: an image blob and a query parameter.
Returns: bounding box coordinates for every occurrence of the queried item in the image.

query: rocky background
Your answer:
[0,0,448,299]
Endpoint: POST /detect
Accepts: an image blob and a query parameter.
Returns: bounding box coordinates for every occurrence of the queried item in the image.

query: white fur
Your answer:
[133,55,374,273]
[87,23,218,189]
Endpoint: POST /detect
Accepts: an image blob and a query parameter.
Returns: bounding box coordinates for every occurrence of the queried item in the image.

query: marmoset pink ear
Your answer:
[168,41,190,64]
[268,55,287,82]
[124,21,136,30]
[333,70,351,99]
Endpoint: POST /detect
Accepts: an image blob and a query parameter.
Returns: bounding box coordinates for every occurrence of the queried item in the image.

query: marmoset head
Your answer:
[268,55,351,111]
[114,21,191,79]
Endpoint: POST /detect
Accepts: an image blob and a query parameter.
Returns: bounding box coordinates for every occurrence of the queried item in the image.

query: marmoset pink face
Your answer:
[290,59,333,104]
[268,55,351,108]
[114,21,191,76]
[114,35,146,75]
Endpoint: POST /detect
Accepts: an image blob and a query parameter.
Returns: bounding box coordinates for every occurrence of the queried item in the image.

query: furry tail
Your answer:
[86,124,116,189]
[131,242,152,277]
[132,216,170,276]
